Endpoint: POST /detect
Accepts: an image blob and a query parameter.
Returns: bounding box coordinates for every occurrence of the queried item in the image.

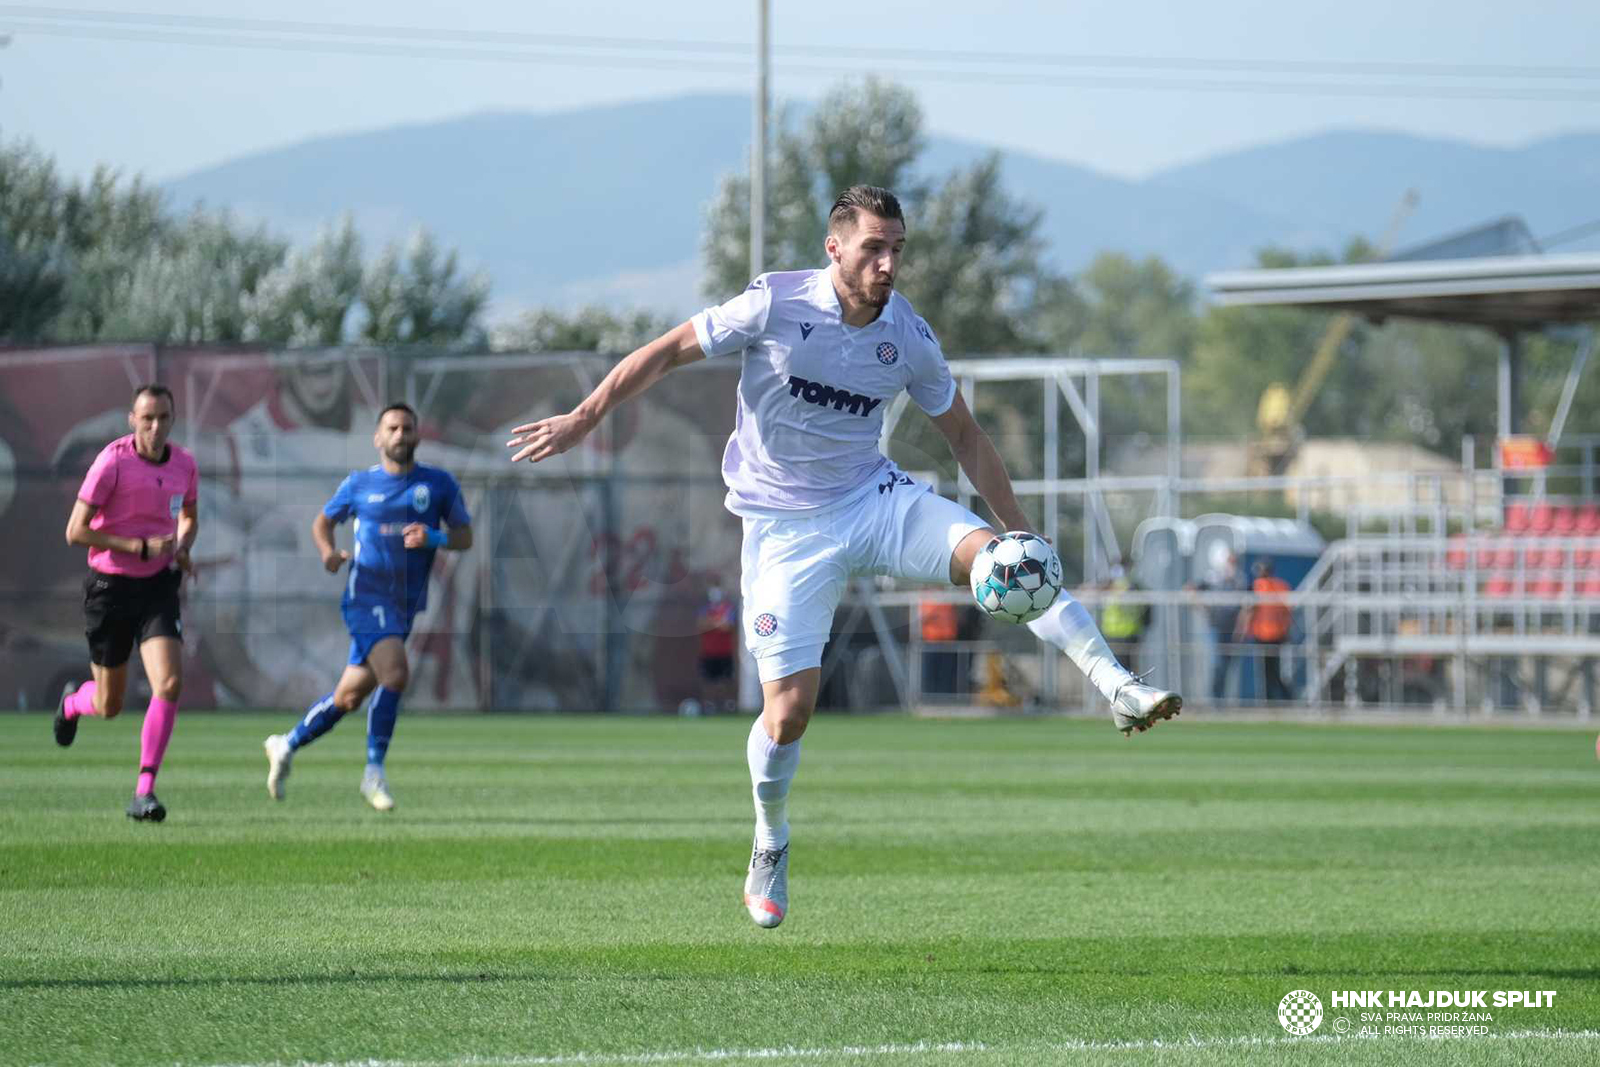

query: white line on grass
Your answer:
[206,1029,1600,1067]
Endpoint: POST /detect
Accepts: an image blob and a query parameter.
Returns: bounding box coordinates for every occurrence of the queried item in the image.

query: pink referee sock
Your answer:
[64,680,99,719]
[136,697,178,796]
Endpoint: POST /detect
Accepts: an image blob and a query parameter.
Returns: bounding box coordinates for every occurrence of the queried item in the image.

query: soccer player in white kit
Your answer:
[508,186,1181,928]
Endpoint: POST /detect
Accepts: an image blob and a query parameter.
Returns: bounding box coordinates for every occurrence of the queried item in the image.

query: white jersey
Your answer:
[692,268,957,516]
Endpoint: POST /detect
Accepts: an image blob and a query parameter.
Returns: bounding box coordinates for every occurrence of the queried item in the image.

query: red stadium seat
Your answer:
[1577,542,1597,568]
[1552,505,1577,535]
[1445,534,1468,570]
[1530,574,1566,598]
[1505,501,1531,533]
[1577,504,1600,535]
[1483,573,1516,597]
[1529,546,1567,570]
[1530,501,1555,533]
[1578,576,1600,598]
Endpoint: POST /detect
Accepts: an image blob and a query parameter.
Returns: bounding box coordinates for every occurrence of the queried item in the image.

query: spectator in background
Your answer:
[1194,550,1246,701]
[919,596,960,697]
[1099,560,1149,677]
[697,581,738,713]
[1243,559,1294,702]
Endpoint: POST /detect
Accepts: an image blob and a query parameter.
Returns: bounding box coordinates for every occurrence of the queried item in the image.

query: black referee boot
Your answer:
[54,682,79,748]
[126,793,166,822]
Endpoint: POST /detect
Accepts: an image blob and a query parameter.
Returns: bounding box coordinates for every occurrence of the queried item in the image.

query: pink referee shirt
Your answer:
[77,435,199,578]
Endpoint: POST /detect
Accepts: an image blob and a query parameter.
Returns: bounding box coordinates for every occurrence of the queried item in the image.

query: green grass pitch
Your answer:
[4,711,1599,1066]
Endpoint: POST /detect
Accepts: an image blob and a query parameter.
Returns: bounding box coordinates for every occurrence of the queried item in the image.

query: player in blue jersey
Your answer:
[262,403,472,811]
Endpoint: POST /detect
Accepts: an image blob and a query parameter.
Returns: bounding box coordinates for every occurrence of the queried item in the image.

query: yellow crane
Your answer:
[1251,190,1421,476]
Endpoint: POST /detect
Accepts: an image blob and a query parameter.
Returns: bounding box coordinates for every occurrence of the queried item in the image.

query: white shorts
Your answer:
[739,471,988,683]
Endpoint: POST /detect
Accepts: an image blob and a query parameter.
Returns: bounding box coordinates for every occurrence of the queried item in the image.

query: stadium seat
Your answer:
[1505,501,1531,533]
[1578,575,1600,598]
[1445,534,1468,570]
[1552,505,1577,535]
[1483,573,1516,598]
[1529,574,1566,598]
[1577,504,1600,535]
[1530,546,1567,570]
[1576,542,1596,568]
[1530,501,1555,533]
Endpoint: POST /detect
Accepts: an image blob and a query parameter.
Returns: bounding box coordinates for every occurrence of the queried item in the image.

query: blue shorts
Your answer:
[343,601,414,666]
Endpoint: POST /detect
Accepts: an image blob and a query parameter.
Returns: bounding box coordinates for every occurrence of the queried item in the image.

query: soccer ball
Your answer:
[969,531,1063,624]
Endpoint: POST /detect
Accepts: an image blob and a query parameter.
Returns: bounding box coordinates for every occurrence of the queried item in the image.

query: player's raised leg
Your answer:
[127,634,182,822]
[949,527,1181,736]
[744,668,813,929]
[265,663,375,800]
[358,636,408,812]
[55,660,130,747]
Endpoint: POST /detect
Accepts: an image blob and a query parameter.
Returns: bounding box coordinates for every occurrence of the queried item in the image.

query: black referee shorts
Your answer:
[83,568,183,668]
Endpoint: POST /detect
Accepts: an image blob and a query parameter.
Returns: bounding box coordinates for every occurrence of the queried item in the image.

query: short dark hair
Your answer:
[378,402,417,425]
[827,185,904,237]
[131,384,174,409]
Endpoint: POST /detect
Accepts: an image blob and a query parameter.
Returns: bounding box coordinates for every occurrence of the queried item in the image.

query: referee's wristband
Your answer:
[424,527,447,549]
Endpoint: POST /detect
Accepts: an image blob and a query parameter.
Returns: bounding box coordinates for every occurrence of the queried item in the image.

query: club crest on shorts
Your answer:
[875,342,898,366]
[753,612,778,638]
[411,484,431,513]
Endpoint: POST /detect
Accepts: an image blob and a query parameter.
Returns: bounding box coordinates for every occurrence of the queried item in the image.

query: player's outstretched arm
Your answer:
[507,321,703,464]
[930,393,1033,534]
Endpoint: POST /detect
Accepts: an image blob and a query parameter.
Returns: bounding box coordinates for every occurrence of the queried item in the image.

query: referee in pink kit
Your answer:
[56,385,199,822]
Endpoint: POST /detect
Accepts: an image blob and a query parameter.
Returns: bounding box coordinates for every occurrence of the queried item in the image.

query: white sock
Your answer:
[747,717,801,850]
[1026,593,1134,702]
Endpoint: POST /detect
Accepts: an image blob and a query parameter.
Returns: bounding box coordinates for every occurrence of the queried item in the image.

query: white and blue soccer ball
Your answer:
[969,531,1063,624]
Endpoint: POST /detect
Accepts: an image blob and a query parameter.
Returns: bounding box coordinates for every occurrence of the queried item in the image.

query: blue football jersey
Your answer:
[323,463,470,616]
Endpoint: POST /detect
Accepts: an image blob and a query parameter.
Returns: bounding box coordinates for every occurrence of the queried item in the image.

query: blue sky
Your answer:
[5,0,1598,182]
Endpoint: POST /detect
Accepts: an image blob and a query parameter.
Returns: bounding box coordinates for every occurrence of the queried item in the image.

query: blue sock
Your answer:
[287,692,344,751]
[366,686,401,769]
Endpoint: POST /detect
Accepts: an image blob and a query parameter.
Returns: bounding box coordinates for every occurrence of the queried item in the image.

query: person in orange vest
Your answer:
[1243,559,1293,701]
[919,597,961,697]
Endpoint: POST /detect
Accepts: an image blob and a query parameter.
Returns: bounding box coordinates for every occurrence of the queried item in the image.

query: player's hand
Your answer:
[401,523,430,549]
[507,411,593,464]
[173,548,195,578]
[322,549,351,574]
[146,534,177,557]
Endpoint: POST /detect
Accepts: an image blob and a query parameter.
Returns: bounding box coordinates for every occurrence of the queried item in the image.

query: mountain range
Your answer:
[162,93,1600,318]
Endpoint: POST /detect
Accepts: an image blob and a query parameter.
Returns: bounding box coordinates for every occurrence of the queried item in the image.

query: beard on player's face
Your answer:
[384,441,416,464]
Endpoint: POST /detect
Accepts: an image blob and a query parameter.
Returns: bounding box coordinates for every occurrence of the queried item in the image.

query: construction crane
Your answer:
[1250,189,1421,476]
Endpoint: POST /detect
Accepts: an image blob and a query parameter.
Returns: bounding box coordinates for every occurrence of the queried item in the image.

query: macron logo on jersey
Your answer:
[786,375,883,417]
[800,322,815,340]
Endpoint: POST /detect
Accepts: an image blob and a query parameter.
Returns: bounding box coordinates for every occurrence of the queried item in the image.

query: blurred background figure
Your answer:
[918,595,960,697]
[696,580,738,713]
[1244,559,1294,702]
[1195,549,1246,702]
[1098,560,1149,677]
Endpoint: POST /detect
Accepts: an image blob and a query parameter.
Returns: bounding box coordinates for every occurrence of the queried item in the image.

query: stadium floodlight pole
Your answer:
[750,0,768,280]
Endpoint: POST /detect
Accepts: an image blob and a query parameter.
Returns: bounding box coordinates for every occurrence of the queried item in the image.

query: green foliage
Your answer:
[704,79,1057,354]
[491,305,679,354]
[0,140,489,348]
[358,228,490,348]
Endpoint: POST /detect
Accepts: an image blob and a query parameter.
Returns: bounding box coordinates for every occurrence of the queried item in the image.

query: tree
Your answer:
[491,306,679,353]
[96,210,288,344]
[251,216,365,347]
[703,78,1053,354]
[358,228,490,348]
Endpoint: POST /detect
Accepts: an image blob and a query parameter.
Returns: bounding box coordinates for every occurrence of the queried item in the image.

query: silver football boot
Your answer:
[743,842,789,928]
[1110,676,1183,736]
